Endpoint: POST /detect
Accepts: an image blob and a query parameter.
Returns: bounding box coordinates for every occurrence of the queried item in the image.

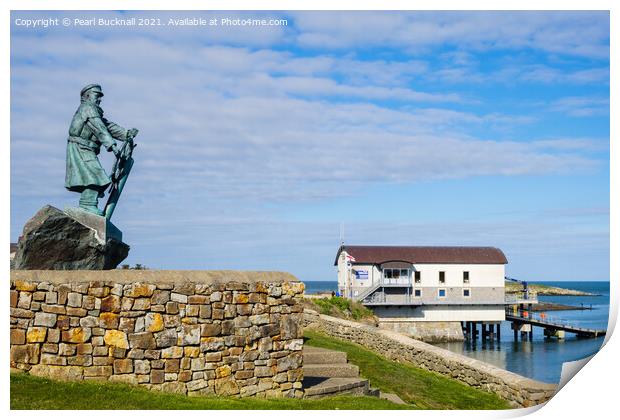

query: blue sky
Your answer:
[10,11,609,281]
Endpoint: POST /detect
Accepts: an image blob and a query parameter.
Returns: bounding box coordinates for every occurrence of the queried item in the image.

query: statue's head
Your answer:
[80,84,104,105]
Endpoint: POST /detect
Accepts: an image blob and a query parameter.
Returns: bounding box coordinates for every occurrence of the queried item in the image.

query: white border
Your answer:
[3,2,616,420]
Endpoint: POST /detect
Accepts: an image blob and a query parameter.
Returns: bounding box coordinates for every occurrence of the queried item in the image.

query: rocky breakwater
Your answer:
[10,270,305,398]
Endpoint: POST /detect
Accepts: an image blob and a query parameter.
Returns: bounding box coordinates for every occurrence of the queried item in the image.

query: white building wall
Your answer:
[412,263,505,288]
[374,305,506,322]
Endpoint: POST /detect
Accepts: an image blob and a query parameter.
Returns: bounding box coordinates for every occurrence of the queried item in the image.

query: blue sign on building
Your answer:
[355,270,368,279]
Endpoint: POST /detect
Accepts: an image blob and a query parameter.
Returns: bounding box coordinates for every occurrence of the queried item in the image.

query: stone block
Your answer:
[184,346,200,358]
[56,315,70,329]
[67,307,88,317]
[62,327,91,343]
[77,343,93,355]
[150,369,165,384]
[67,292,82,308]
[134,359,151,374]
[68,355,93,366]
[163,314,180,328]
[201,323,221,337]
[59,343,77,356]
[178,370,192,382]
[132,298,151,310]
[151,359,165,369]
[30,365,83,381]
[34,312,57,327]
[200,337,224,352]
[10,290,18,307]
[161,346,184,359]
[123,283,156,298]
[14,280,37,292]
[255,366,275,377]
[199,305,212,319]
[205,352,223,362]
[154,328,177,348]
[151,290,170,305]
[88,287,109,298]
[10,344,40,364]
[84,365,113,377]
[93,346,109,356]
[128,332,157,350]
[17,292,32,309]
[41,354,67,366]
[165,359,180,373]
[100,295,121,313]
[188,295,208,304]
[45,292,58,304]
[118,317,136,333]
[11,329,26,345]
[215,365,232,378]
[180,325,201,345]
[114,359,134,374]
[104,330,129,349]
[250,314,270,325]
[215,378,240,396]
[145,313,164,332]
[171,293,188,303]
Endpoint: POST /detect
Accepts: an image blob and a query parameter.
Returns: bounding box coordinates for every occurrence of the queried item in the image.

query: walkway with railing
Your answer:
[505,309,606,338]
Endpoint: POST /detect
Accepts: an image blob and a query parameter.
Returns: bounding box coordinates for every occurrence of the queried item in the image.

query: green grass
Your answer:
[305,297,376,321]
[305,330,511,410]
[10,372,406,410]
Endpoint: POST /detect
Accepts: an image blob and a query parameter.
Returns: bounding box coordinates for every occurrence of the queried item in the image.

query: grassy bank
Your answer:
[304,330,510,410]
[303,296,377,323]
[10,372,406,410]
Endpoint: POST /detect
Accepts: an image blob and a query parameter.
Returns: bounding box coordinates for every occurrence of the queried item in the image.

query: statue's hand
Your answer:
[111,144,122,158]
[127,128,139,139]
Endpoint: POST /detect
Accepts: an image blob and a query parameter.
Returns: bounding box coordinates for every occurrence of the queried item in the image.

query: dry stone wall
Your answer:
[304,310,556,408]
[10,270,305,398]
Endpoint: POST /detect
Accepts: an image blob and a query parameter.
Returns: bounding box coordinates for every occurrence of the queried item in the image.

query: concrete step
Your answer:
[379,391,408,405]
[303,377,370,398]
[303,363,360,378]
[303,347,348,365]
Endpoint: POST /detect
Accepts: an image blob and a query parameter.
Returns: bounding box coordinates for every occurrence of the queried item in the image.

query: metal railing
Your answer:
[505,308,582,329]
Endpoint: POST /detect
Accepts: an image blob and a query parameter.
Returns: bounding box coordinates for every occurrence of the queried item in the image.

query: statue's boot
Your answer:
[79,188,104,216]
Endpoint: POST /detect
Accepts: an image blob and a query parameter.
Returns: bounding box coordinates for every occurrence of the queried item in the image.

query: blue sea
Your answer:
[303,280,610,384]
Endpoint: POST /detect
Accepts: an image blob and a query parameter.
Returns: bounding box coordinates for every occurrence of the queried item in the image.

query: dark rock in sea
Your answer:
[13,205,129,270]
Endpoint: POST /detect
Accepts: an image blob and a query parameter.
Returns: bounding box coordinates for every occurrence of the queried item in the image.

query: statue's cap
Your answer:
[80,84,104,97]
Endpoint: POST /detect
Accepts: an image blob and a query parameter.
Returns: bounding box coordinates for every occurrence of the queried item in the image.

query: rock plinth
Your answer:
[13,205,129,270]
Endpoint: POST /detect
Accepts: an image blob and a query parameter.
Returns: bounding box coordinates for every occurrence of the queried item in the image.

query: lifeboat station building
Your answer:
[335,245,508,341]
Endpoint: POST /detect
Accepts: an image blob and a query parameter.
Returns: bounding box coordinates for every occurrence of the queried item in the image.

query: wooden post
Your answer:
[497,323,501,341]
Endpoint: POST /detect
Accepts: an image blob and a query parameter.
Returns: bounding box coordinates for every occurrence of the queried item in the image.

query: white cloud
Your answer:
[549,96,609,117]
[290,11,609,59]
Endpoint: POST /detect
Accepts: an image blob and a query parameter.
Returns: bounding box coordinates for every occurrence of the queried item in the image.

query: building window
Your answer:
[438,289,446,298]
[414,289,422,297]
[414,271,421,283]
[463,288,471,298]
[463,271,469,283]
[439,271,445,284]
[382,268,410,285]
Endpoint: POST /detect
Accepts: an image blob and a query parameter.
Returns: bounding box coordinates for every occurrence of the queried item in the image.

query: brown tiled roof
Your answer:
[334,245,507,265]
